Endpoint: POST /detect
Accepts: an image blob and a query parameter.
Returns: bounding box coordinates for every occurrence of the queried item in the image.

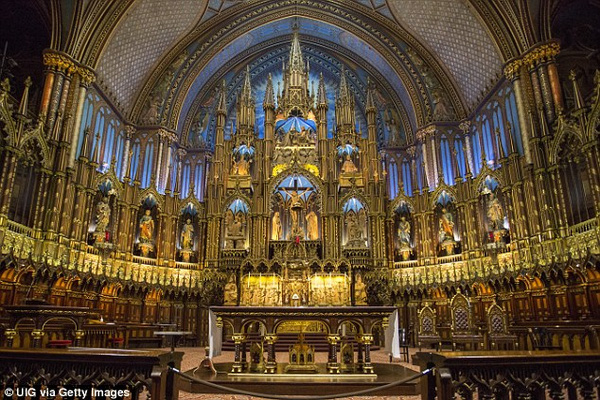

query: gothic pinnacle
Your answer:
[264,73,275,108]
[317,72,327,106]
[217,80,227,113]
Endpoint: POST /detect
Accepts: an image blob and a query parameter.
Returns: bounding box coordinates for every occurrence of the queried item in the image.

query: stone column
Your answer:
[504,60,532,164]
[326,334,341,373]
[231,334,246,373]
[265,334,278,373]
[31,329,45,348]
[361,334,374,374]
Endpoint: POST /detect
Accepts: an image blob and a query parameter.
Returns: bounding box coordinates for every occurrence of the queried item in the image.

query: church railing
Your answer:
[132,255,159,266]
[175,261,200,270]
[6,220,33,237]
[436,254,463,264]
[0,348,180,400]
[394,260,419,269]
[416,350,600,400]
[570,217,598,235]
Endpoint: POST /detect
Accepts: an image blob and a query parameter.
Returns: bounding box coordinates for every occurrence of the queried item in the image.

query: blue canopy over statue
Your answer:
[275,116,316,135]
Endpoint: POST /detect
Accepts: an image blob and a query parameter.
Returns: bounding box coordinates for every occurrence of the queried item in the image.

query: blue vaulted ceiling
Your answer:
[177,17,413,149]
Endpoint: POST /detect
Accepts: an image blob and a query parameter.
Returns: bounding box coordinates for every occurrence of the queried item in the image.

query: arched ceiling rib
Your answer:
[175,18,417,135]
[96,0,206,112]
[386,0,503,108]
[91,0,508,125]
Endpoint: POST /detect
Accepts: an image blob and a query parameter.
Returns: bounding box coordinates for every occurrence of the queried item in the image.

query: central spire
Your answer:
[288,27,305,73]
[279,22,313,118]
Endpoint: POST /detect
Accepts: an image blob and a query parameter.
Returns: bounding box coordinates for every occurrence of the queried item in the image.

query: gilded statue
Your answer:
[180,219,194,250]
[95,197,111,234]
[231,157,250,176]
[341,154,358,174]
[438,208,455,243]
[355,274,367,304]
[305,211,319,240]
[224,210,235,237]
[271,211,282,240]
[487,192,504,230]
[224,275,237,305]
[230,213,245,237]
[281,188,311,209]
[139,209,155,243]
[397,216,411,247]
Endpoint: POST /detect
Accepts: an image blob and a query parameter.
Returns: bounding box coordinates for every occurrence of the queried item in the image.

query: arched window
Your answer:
[76,94,94,158]
[102,119,116,171]
[492,106,509,157]
[194,163,203,199]
[454,139,467,179]
[388,160,398,199]
[180,161,191,198]
[416,150,424,192]
[506,92,524,155]
[440,136,454,185]
[471,126,482,176]
[482,116,494,165]
[129,140,141,184]
[141,139,154,188]
[402,159,412,195]
[114,131,124,179]
[90,108,105,160]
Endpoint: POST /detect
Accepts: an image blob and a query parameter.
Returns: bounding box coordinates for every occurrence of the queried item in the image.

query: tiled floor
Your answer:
[175,347,422,400]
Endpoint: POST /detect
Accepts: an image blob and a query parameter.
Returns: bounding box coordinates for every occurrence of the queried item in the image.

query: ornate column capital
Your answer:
[416,125,436,141]
[459,120,471,134]
[503,59,523,81]
[42,50,96,84]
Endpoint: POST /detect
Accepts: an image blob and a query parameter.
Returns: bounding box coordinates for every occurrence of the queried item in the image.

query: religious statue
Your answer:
[180,219,194,250]
[230,213,245,237]
[281,188,311,209]
[355,274,367,305]
[398,216,411,247]
[95,197,111,235]
[271,211,282,240]
[231,157,250,176]
[224,275,238,305]
[341,154,358,174]
[288,208,305,239]
[305,211,319,240]
[432,89,453,121]
[139,210,155,243]
[438,208,455,243]
[346,212,359,239]
[487,192,505,231]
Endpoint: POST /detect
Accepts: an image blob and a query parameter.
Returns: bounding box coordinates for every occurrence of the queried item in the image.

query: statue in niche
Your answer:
[305,211,319,240]
[271,211,282,240]
[397,216,411,247]
[346,211,366,247]
[341,154,359,174]
[139,210,155,243]
[438,208,455,244]
[358,209,367,238]
[224,210,235,237]
[487,192,505,231]
[230,213,245,237]
[355,274,367,305]
[432,89,453,121]
[142,95,161,124]
[95,197,111,236]
[288,208,305,239]
[224,275,238,305]
[180,219,194,250]
[231,157,250,176]
[281,188,311,209]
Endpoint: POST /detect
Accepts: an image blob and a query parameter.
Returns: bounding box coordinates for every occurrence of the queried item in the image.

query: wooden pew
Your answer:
[416,350,600,400]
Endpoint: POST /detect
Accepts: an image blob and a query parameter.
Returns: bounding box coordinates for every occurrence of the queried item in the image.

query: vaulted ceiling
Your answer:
[45,0,545,144]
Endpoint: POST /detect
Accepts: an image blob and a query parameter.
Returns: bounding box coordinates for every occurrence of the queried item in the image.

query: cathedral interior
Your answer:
[1,0,600,396]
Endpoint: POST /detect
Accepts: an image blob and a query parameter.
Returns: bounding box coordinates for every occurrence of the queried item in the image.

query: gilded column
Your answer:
[504,60,532,164]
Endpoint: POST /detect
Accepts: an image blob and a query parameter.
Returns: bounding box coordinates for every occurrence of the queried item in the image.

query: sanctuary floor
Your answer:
[172,347,422,400]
